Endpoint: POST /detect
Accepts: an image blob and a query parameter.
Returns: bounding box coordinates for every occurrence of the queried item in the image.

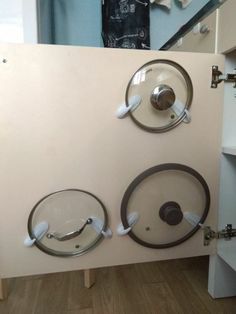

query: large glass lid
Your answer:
[28,189,108,257]
[126,60,193,132]
[121,164,210,248]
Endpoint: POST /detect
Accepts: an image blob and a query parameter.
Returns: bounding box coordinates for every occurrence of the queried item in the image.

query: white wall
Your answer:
[0,0,38,43]
[0,0,24,43]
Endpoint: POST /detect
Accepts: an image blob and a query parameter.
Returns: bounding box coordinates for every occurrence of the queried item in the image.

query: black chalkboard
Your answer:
[102,0,150,50]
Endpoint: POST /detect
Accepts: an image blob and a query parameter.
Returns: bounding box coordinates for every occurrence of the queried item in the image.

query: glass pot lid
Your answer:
[120,164,210,248]
[27,189,108,257]
[126,59,193,132]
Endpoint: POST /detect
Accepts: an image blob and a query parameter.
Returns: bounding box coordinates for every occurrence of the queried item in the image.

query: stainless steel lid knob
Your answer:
[150,84,176,111]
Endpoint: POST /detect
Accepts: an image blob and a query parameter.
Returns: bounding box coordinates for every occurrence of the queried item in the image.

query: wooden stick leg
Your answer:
[84,269,95,289]
[0,279,8,300]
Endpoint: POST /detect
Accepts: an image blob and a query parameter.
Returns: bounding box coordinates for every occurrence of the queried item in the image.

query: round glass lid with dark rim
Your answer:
[27,189,108,257]
[120,164,210,248]
[126,59,193,132]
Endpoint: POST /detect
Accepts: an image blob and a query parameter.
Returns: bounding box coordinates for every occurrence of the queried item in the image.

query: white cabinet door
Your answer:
[208,50,236,298]
[169,10,217,53]
[0,44,224,278]
[218,0,236,53]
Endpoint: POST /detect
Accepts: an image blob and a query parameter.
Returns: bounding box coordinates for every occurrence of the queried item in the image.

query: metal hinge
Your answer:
[204,224,236,246]
[211,65,236,88]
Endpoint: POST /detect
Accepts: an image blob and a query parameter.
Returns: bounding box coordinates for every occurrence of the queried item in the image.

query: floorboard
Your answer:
[1,256,236,314]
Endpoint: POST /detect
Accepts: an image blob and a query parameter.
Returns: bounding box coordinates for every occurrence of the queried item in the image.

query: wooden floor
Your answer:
[1,256,236,314]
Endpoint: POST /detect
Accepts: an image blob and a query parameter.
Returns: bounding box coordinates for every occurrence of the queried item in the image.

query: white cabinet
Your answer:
[1,0,236,298]
[208,0,236,296]
[218,0,236,53]
[0,45,224,279]
[208,50,236,298]
[169,0,236,55]
[168,0,236,297]
[169,10,217,53]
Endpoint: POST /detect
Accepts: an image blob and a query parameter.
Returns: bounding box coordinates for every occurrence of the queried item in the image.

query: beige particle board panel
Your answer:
[0,44,224,278]
[169,10,217,53]
[218,0,236,53]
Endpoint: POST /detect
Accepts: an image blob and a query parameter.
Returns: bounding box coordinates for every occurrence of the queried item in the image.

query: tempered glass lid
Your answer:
[28,189,108,257]
[121,164,210,248]
[126,59,193,132]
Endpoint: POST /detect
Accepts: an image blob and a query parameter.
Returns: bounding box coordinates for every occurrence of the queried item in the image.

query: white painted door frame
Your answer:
[22,0,38,43]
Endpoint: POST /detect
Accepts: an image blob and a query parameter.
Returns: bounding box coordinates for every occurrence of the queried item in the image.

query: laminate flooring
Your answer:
[1,256,236,314]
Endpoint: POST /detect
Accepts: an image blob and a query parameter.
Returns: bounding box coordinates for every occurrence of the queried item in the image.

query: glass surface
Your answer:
[126,60,192,132]
[28,189,107,257]
[124,168,208,246]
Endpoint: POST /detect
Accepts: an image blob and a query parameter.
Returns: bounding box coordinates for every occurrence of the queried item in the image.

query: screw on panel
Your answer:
[2,59,7,63]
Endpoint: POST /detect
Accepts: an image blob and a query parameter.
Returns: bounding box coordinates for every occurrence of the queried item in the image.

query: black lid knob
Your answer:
[159,201,183,226]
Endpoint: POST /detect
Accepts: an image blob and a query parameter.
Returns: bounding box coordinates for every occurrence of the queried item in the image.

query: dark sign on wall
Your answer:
[102,0,150,49]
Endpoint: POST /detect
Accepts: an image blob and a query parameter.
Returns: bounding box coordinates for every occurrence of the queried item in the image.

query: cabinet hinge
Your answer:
[211,66,236,88]
[204,224,236,246]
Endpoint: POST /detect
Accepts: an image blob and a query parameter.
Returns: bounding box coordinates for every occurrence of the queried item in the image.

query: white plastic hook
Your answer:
[90,216,113,238]
[171,99,191,123]
[116,95,142,119]
[117,212,140,236]
[183,212,203,228]
[24,221,49,247]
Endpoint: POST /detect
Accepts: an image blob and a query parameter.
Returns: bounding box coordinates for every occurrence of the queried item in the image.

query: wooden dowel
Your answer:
[84,269,95,289]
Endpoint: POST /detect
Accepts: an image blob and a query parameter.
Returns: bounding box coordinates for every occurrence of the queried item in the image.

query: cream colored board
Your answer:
[169,10,217,53]
[0,44,224,278]
[218,0,236,53]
